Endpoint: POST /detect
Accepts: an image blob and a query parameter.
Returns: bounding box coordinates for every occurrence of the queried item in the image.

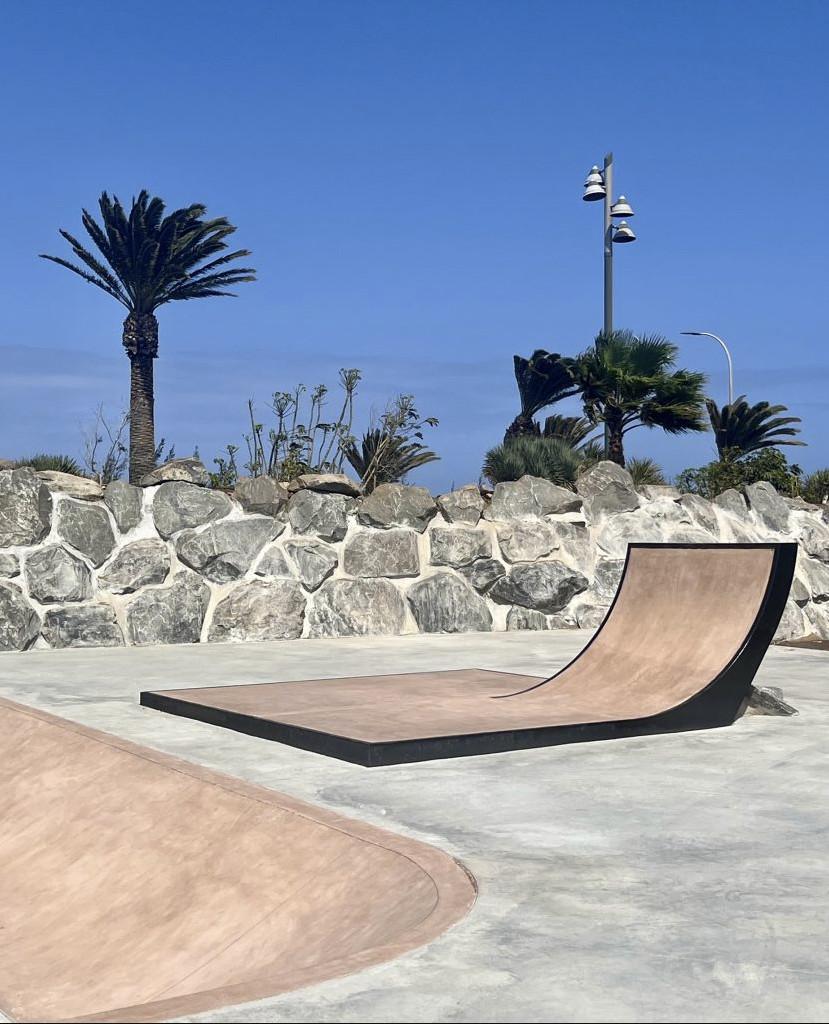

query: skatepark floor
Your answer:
[1,630,827,1024]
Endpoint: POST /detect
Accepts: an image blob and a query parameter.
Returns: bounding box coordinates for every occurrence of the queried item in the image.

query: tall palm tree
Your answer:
[505,349,580,441]
[568,330,708,467]
[41,191,255,482]
[706,395,804,460]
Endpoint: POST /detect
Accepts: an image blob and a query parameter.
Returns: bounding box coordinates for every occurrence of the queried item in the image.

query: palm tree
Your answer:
[41,191,255,482]
[540,413,597,448]
[706,395,804,460]
[568,331,708,467]
[505,350,580,441]
[483,434,584,488]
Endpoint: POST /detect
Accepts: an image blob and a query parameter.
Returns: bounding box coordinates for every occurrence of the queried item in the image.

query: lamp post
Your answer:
[583,152,637,453]
[680,331,734,406]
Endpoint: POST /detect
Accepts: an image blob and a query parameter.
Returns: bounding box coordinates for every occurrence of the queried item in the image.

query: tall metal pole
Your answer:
[602,152,613,455]
[681,331,735,406]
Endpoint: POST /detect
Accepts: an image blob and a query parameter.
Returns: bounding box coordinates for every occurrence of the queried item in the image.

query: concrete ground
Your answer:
[1,631,827,1024]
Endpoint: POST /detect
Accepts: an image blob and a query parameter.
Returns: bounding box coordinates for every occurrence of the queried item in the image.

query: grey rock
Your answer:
[506,607,549,631]
[343,529,420,578]
[307,578,406,638]
[594,509,666,559]
[459,557,507,593]
[786,496,823,511]
[714,488,748,517]
[285,538,338,591]
[745,481,790,532]
[140,458,210,487]
[575,462,640,522]
[485,475,582,521]
[286,489,351,542]
[37,470,103,500]
[496,521,557,563]
[490,561,589,613]
[800,556,829,602]
[746,685,798,716]
[104,480,143,533]
[552,521,594,573]
[175,516,277,584]
[638,484,680,501]
[56,500,116,567]
[773,600,810,643]
[791,575,810,606]
[127,572,211,646]
[437,485,485,525]
[799,520,829,562]
[25,545,93,603]
[208,579,305,643]
[98,539,170,594]
[42,604,124,649]
[0,459,14,471]
[805,602,829,641]
[357,483,437,533]
[0,553,20,578]
[678,493,719,534]
[591,558,625,604]
[407,573,492,633]
[576,604,610,629]
[288,472,361,496]
[152,482,233,539]
[254,544,292,578]
[0,583,39,651]
[234,476,290,517]
[430,527,492,567]
[0,467,52,546]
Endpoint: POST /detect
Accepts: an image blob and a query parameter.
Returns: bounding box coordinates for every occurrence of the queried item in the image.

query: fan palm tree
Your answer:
[343,428,439,493]
[41,191,256,482]
[505,349,580,441]
[568,331,708,467]
[706,395,804,460]
[541,413,597,448]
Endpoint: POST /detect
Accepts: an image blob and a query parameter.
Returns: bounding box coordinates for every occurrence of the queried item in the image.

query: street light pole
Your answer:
[603,152,613,337]
[680,331,735,406]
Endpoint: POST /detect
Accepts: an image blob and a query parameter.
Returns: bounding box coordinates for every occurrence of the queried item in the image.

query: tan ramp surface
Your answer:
[144,544,796,765]
[0,698,475,1023]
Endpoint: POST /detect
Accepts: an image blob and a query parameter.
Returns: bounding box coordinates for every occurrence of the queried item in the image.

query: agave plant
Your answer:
[482,435,584,488]
[41,191,255,482]
[706,396,804,459]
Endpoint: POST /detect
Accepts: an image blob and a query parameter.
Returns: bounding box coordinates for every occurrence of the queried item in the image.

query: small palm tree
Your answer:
[706,395,804,460]
[343,428,439,492]
[541,413,597,448]
[483,435,584,488]
[41,191,255,482]
[505,350,580,441]
[569,331,708,467]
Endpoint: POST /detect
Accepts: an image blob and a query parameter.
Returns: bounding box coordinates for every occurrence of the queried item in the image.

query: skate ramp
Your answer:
[0,698,475,1023]
[144,543,796,766]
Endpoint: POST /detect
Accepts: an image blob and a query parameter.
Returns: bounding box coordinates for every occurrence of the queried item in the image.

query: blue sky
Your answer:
[1,0,826,489]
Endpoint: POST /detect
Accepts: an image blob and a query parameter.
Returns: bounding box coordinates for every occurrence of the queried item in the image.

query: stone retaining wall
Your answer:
[0,460,827,652]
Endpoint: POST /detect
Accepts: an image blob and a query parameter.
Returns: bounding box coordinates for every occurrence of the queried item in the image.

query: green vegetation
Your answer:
[800,469,829,506]
[706,396,804,457]
[342,396,439,492]
[483,435,585,488]
[625,457,667,487]
[676,448,802,498]
[13,454,84,475]
[41,191,255,483]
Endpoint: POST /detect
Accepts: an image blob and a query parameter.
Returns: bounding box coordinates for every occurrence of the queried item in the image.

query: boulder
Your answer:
[552,521,594,574]
[286,489,351,542]
[800,556,829,602]
[773,600,811,643]
[745,481,790,532]
[805,603,829,641]
[151,482,233,539]
[234,476,290,517]
[254,544,292,578]
[714,488,748,517]
[343,529,420,578]
[358,483,437,533]
[678,493,719,534]
[430,527,492,567]
[638,485,680,501]
[576,604,609,629]
[56,499,117,567]
[37,471,103,501]
[594,509,665,559]
[127,572,211,646]
[140,458,210,487]
[436,485,485,525]
[98,539,171,594]
[0,583,40,651]
[284,538,339,591]
[42,604,124,649]
[407,573,492,633]
[0,553,20,577]
[307,578,406,638]
[575,462,640,523]
[208,579,306,643]
[485,475,582,522]
[175,517,277,584]
[459,557,507,593]
[746,685,798,716]
[288,473,361,496]
[791,574,810,606]
[496,521,557,563]
[798,520,829,562]
[0,467,52,546]
[104,480,144,533]
[25,545,93,603]
[506,607,549,631]
[591,558,625,604]
[490,562,589,613]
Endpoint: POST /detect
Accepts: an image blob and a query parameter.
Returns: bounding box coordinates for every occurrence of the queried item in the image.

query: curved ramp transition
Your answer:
[143,544,796,766]
[0,698,475,1023]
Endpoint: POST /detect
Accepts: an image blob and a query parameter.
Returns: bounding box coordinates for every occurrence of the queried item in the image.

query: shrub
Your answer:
[482,435,584,488]
[676,448,801,498]
[625,457,667,487]
[14,453,84,475]
[800,469,829,506]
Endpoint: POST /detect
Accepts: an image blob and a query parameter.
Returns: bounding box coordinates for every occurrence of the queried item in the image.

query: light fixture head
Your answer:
[612,220,636,243]
[582,165,606,201]
[584,165,604,186]
[610,195,634,218]
[680,331,703,336]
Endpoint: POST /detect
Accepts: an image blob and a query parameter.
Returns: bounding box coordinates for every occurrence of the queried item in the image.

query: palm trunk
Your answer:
[605,410,625,467]
[504,413,541,443]
[123,313,159,483]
